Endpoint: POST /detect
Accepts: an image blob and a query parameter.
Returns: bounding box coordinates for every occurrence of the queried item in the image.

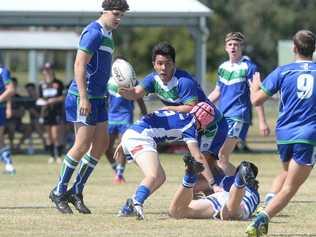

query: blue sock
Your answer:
[71,153,98,194]
[134,185,151,205]
[55,155,79,195]
[182,173,197,188]
[0,147,13,165]
[234,173,245,188]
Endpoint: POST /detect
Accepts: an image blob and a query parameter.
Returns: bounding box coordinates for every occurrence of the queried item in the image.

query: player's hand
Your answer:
[249,72,262,92]
[79,96,91,116]
[118,87,134,99]
[259,121,270,136]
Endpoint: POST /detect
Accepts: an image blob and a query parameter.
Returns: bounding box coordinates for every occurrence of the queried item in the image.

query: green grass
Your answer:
[1,146,316,237]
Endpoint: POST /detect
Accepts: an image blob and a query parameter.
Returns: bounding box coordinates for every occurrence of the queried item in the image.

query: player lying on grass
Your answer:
[168,155,259,221]
[114,102,225,220]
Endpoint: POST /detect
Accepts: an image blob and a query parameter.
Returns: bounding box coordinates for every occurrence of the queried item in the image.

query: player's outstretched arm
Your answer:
[119,85,145,100]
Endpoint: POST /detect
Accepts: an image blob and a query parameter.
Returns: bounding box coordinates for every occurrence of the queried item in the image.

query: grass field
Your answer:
[1,140,316,237]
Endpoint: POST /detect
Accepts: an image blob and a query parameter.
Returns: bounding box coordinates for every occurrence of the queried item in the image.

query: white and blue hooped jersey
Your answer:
[129,110,198,144]
[68,20,114,98]
[141,68,208,106]
[216,56,258,123]
[261,60,316,144]
[107,77,134,125]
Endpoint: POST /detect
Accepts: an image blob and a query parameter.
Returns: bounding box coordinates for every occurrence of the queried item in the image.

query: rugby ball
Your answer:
[111,58,137,88]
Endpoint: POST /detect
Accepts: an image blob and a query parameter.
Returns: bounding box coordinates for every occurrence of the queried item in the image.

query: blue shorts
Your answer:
[0,107,5,126]
[199,117,228,159]
[277,143,316,166]
[108,123,130,135]
[65,94,107,125]
[226,118,249,141]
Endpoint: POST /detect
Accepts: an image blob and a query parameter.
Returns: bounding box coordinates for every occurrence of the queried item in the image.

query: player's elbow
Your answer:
[168,206,185,219]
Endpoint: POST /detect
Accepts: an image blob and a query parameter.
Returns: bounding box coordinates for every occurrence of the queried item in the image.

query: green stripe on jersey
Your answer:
[218,68,247,81]
[153,81,178,101]
[101,36,114,50]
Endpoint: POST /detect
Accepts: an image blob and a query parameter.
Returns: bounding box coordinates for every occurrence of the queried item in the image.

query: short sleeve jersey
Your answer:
[129,110,198,145]
[107,77,134,125]
[39,78,64,112]
[0,66,12,107]
[261,61,316,144]
[216,56,258,123]
[68,20,114,98]
[141,68,208,106]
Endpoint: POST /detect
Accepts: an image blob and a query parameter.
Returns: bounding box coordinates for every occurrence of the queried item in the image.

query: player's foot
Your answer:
[246,211,269,237]
[183,154,204,175]
[236,161,258,190]
[48,157,55,164]
[49,190,73,214]
[118,198,135,217]
[3,164,16,175]
[113,175,126,184]
[67,192,91,214]
[134,203,144,220]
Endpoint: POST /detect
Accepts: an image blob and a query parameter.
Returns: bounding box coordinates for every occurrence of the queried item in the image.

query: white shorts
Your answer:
[121,129,157,160]
[204,188,259,220]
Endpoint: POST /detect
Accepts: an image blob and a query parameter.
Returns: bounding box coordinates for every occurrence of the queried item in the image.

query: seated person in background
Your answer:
[169,155,259,221]
[24,83,46,153]
[5,77,32,153]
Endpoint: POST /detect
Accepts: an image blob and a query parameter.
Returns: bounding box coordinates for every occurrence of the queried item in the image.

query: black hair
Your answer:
[25,82,36,89]
[102,0,129,12]
[152,42,176,63]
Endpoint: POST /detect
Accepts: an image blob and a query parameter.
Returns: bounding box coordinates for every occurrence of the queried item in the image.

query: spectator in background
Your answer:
[5,77,32,153]
[106,72,147,184]
[38,62,65,164]
[208,32,270,176]
[24,83,46,153]
[0,64,15,174]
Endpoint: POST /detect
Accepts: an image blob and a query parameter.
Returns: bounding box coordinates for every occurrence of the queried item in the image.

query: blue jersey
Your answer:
[216,56,258,123]
[129,110,198,144]
[141,68,208,106]
[68,20,114,98]
[107,77,134,125]
[0,66,12,107]
[261,61,316,145]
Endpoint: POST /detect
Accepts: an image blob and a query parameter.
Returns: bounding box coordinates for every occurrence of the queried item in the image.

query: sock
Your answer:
[234,172,245,188]
[71,153,98,194]
[110,162,117,171]
[55,154,79,195]
[133,185,151,205]
[47,144,55,158]
[182,173,197,188]
[264,192,275,206]
[116,164,125,177]
[56,145,64,157]
[0,147,13,165]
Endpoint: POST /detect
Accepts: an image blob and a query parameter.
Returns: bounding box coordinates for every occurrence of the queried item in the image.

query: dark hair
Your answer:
[152,42,176,62]
[11,77,17,84]
[25,82,36,89]
[102,0,129,11]
[293,30,316,57]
